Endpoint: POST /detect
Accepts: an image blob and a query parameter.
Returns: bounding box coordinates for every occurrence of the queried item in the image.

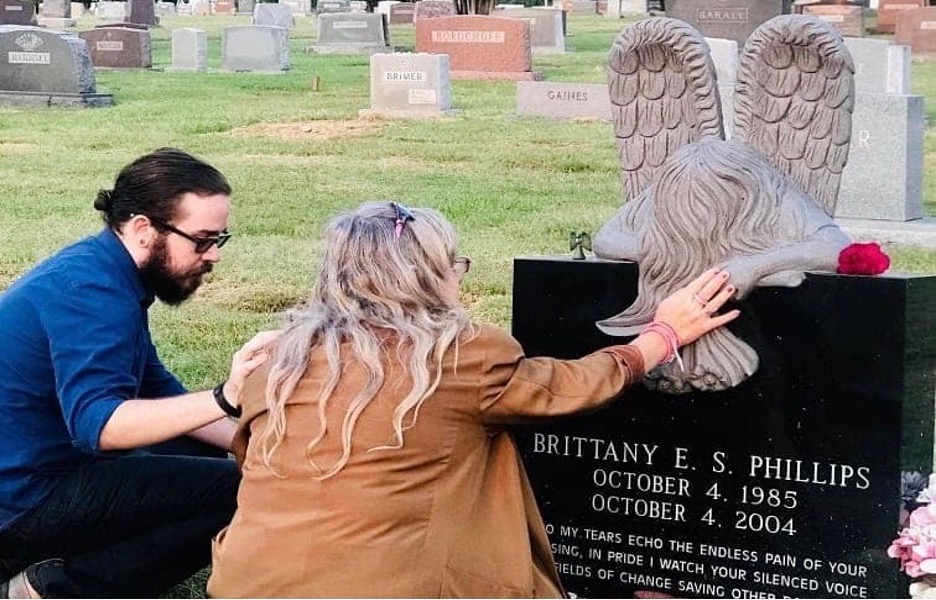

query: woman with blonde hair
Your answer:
[208,201,738,598]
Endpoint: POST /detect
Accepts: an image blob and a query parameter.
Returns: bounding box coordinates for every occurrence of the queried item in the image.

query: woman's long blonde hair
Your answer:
[255,201,474,478]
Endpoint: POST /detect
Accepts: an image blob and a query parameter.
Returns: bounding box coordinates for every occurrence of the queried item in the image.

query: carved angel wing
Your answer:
[608,17,725,204]
[733,15,855,217]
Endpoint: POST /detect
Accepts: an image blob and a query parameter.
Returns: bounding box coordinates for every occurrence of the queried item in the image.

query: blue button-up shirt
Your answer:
[0,229,186,529]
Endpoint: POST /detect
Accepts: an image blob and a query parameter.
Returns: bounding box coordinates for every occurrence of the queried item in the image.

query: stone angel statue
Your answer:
[593,15,854,394]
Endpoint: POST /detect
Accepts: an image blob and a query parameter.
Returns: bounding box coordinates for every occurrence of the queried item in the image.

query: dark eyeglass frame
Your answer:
[147,216,232,254]
[453,256,471,275]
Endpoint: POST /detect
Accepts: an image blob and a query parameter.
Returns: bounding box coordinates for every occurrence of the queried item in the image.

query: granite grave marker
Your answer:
[171,26,206,71]
[415,15,543,81]
[0,25,112,105]
[221,24,290,71]
[253,3,294,27]
[311,12,390,54]
[666,0,784,45]
[516,81,611,120]
[876,0,925,34]
[896,7,936,55]
[79,26,152,68]
[1,0,35,25]
[360,52,457,117]
[498,7,565,54]
[413,0,456,20]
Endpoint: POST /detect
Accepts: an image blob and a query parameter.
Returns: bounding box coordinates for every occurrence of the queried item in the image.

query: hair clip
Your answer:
[390,202,415,238]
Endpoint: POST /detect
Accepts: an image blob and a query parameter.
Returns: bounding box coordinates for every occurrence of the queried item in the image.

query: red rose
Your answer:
[837,242,891,275]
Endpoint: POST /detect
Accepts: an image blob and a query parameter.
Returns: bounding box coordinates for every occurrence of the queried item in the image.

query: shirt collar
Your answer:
[93,228,155,308]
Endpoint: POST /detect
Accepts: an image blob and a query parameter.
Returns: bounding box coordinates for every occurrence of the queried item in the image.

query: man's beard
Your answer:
[139,235,212,306]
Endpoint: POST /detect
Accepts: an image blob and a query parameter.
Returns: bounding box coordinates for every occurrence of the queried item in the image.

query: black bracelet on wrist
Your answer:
[213,381,242,418]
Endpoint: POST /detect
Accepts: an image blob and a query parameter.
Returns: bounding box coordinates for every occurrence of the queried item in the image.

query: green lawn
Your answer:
[2,12,936,595]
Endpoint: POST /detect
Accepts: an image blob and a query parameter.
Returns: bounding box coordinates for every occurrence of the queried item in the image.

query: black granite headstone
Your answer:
[512,256,936,599]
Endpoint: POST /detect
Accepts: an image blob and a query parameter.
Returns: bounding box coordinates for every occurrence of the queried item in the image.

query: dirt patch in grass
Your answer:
[229,119,387,140]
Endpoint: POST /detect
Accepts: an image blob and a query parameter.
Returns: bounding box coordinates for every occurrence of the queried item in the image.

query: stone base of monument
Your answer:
[450,69,544,81]
[511,256,935,599]
[37,17,77,28]
[0,90,113,107]
[358,107,461,119]
[307,44,393,55]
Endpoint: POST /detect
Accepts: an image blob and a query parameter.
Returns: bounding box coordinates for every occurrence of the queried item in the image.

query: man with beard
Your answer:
[0,148,276,598]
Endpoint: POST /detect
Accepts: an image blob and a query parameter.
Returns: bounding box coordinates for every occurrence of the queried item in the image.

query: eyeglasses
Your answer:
[452,256,471,276]
[147,216,232,254]
[390,201,415,238]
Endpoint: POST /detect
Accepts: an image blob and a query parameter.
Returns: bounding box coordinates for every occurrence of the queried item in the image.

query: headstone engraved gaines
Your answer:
[221,25,290,71]
[837,38,922,221]
[128,0,158,26]
[801,2,863,37]
[515,81,611,120]
[0,25,113,106]
[415,15,544,80]
[253,3,294,28]
[171,27,207,71]
[876,0,924,34]
[413,0,456,20]
[512,260,936,599]
[360,52,457,117]
[666,0,784,45]
[896,7,936,55]
[499,8,565,54]
[1,0,36,25]
[78,26,152,68]
[311,13,390,54]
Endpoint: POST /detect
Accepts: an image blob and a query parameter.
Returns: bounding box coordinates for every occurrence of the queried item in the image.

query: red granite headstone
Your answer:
[876,0,925,34]
[79,27,152,68]
[896,6,936,54]
[415,15,543,80]
[802,4,863,37]
[214,0,236,13]
[388,1,415,24]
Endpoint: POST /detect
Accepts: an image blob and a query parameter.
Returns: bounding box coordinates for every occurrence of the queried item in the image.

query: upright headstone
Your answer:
[95,1,127,20]
[127,0,157,26]
[605,0,646,19]
[511,258,936,599]
[387,1,414,24]
[896,7,936,55]
[316,0,351,12]
[253,3,294,27]
[311,12,390,54]
[515,81,611,120]
[1,0,36,25]
[415,15,544,81]
[221,24,290,71]
[156,2,176,15]
[349,0,368,11]
[413,0,456,20]
[38,0,76,27]
[0,25,113,105]
[281,0,311,14]
[704,36,738,137]
[837,37,922,221]
[237,0,256,14]
[498,7,565,54]
[214,0,236,13]
[375,0,398,15]
[79,26,151,68]
[876,0,925,34]
[360,52,458,117]
[70,2,84,17]
[666,0,784,45]
[171,26,207,71]
[801,2,864,36]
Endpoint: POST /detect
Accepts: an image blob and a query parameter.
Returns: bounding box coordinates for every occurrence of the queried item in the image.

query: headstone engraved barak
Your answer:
[512,14,936,600]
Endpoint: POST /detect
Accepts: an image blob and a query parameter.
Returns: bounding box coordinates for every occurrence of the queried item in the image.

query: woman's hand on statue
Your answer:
[654,268,740,347]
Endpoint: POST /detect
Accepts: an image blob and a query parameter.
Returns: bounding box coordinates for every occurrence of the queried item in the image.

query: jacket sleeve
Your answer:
[477,325,645,424]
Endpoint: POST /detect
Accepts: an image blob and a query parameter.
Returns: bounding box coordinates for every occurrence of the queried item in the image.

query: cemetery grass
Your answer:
[1,13,936,598]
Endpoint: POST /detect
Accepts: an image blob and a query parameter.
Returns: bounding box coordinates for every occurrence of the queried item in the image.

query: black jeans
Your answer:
[0,438,239,598]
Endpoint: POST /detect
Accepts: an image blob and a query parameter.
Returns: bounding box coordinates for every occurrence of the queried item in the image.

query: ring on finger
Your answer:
[692,293,707,307]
